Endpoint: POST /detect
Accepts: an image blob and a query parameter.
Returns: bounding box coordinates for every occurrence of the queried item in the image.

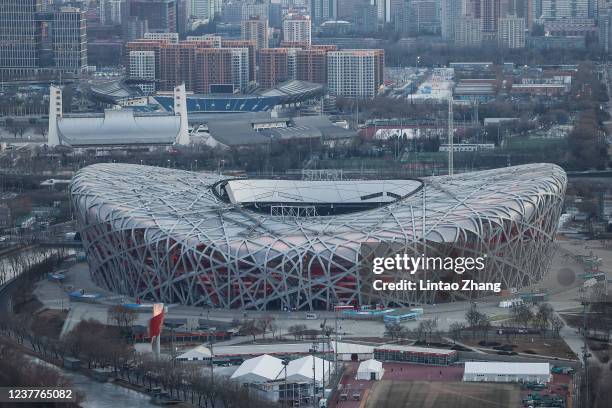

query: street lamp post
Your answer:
[282,359,289,408]
[311,342,318,408]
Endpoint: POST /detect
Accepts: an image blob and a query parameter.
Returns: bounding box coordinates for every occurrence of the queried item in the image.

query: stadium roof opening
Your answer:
[217,179,424,215]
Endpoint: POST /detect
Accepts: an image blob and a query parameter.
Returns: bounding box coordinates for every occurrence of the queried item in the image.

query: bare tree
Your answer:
[107,305,138,331]
[511,303,533,328]
[240,319,261,342]
[534,303,554,336]
[287,324,307,340]
[466,303,482,339]
[479,315,492,342]
[256,315,274,340]
[449,321,466,342]
[551,315,565,338]
[384,323,403,340]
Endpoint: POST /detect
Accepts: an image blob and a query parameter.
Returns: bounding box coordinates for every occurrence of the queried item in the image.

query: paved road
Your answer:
[34,240,593,357]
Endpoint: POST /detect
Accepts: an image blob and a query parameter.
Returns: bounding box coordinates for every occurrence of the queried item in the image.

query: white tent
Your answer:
[176,345,212,361]
[231,354,284,384]
[356,359,384,381]
[463,362,550,383]
[284,356,331,384]
[333,342,375,361]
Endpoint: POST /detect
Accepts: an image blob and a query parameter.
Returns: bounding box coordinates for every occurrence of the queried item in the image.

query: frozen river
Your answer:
[30,356,156,408]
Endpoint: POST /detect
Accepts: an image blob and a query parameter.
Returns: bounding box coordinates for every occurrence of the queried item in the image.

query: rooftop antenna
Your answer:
[448,97,454,177]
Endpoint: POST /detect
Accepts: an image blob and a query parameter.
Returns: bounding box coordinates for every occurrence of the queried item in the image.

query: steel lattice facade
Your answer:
[70,163,566,311]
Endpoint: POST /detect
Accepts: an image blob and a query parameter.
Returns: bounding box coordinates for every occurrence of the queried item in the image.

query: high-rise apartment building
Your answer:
[337,0,351,19]
[409,0,442,34]
[123,16,148,41]
[241,16,269,49]
[222,39,256,82]
[598,8,612,52]
[1,1,87,75]
[374,0,391,24]
[354,0,379,34]
[241,2,268,21]
[295,48,328,84]
[327,49,384,98]
[194,47,249,94]
[481,0,501,40]
[455,15,483,46]
[128,0,176,32]
[498,15,526,47]
[0,0,42,74]
[310,0,337,24]
[541,0,589,19]
[514,0,536,29]
[176,0,189,35]
[283,14,311,45]
[50,7,87,72]
[465,0,482,17]
[532,0,542,19]
[100,0,127,25]
[127,39,250,93]
[257,47,294,88]
[129,50,156,94]
[190,0,215,20]
[441,0,464,40]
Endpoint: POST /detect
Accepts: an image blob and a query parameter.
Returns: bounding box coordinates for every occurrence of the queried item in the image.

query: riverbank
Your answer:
[0,249,158,408]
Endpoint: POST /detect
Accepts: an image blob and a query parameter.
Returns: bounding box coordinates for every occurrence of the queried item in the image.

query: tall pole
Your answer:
[448,97,454,177]
[209,319,214,385]
[312,343,316,408]
[321,340,325,401]
[582,298,589,408]
[334,310,338,376]
[282,360,289,408]
[422,182,427,302]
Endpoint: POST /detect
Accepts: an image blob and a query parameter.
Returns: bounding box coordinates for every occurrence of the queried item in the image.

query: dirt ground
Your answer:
[365,380,520,408]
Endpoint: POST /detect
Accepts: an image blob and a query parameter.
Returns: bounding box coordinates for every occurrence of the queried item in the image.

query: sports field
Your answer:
[365,380,520,408]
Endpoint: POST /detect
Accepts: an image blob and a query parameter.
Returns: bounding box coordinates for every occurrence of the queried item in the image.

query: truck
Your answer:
[64,232,77,240]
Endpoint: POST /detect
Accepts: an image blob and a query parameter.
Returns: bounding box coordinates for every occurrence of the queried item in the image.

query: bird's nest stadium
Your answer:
[70,163,566,311]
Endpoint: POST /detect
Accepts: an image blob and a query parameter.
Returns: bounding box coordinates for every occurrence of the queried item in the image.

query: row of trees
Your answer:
[0,343,84,407]
[383,302,566,345]
[123,356,277,408]
[1,314,275,408]
[0,248,65,288]
[1,118,47,139]
[385,318,441,343]
[239,316,278,341]
[509,303,565,336]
